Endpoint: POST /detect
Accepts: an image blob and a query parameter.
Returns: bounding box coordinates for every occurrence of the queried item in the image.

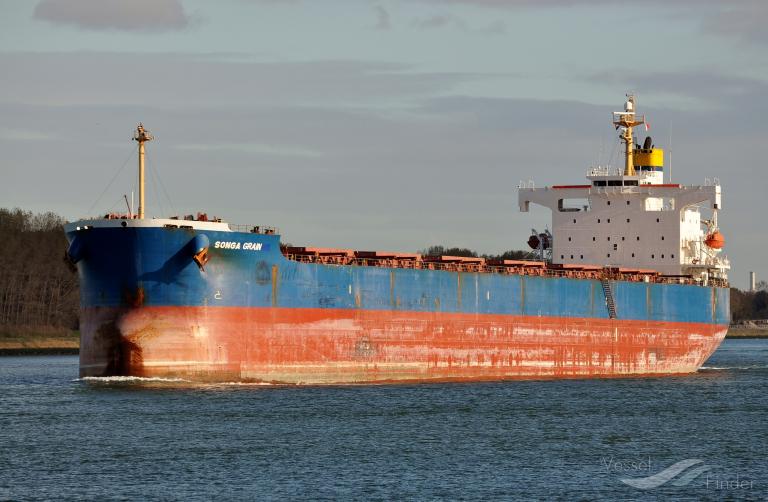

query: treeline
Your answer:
[731,283,768,321]
[419,245,531,261]
[0,208,79,332]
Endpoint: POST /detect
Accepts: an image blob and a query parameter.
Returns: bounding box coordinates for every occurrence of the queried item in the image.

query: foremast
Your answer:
[133,124,153,219]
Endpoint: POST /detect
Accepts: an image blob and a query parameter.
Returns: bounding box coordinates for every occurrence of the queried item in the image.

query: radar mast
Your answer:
[612,95,645,176]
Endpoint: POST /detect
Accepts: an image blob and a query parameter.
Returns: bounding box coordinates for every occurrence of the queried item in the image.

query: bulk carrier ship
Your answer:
[65,96,730,383]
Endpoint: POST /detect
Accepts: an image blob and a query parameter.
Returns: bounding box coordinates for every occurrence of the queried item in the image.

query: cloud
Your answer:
[411,13,507,34]
[415,0,768,43]
[374,5,391,30]
[586,69,768,114]
[703,0,768,44]
[0,53,478,108]
[33,0,189,32]
[416,0,611,7]
[412,14,456,30]
[411,14,472,32]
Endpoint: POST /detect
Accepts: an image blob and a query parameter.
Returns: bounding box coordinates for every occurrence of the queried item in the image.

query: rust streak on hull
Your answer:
[79,306,727,384]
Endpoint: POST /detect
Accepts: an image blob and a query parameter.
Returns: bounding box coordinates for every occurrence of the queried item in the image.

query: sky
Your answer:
[0,0,765,289]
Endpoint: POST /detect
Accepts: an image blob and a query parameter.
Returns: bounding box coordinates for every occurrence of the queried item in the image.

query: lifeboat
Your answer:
[704,231,725,249]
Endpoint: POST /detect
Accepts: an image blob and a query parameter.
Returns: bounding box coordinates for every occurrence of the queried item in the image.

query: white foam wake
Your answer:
[74,376,283,386]
[700,365,768,371]
[76,376,191,383]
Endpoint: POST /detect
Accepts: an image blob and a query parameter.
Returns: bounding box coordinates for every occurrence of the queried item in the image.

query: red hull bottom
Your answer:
[80,307,727,384]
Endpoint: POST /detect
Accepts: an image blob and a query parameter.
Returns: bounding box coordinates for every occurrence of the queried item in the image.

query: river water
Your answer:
[1,339,766,500]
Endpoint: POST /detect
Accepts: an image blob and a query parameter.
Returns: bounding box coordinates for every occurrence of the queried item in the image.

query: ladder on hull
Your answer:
[601,279,617,319]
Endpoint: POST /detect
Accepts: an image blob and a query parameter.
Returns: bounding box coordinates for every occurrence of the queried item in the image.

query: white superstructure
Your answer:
[518,95,729,284]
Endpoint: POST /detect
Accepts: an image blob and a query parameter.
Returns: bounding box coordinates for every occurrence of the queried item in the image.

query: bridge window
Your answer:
[558,198,588,212]
[608,180,622,186]
[593,180,607,187]
[646,197,675,212]
[624,180,639,186]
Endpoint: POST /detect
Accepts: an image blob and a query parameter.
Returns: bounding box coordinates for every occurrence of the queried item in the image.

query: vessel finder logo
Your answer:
[604,456,756,492]
[617,458,711,489]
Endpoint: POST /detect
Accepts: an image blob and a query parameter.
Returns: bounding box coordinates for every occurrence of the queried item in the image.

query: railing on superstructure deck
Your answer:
[280,251,728,288]
[587,166,622,177]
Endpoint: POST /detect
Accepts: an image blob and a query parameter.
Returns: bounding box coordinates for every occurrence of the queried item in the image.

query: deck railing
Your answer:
[282,253,728,287]
[228,223,279,235]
